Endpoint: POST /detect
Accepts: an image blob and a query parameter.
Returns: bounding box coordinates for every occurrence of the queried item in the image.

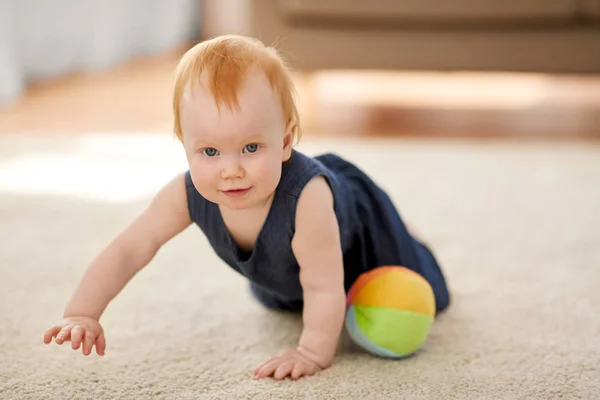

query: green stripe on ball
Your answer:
[347,305,434,357]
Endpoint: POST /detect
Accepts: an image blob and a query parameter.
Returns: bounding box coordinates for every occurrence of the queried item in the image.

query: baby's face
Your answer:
[180,68,292,211]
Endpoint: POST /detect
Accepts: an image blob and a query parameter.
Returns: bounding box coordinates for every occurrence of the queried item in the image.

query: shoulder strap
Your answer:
[276,150,323,198]
[184,170,212,228]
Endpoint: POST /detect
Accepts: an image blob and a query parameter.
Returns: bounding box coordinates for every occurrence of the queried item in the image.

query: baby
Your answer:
[43,35,450,380]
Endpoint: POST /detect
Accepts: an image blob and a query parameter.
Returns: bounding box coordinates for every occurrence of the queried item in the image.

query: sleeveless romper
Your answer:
[184,150,450,314]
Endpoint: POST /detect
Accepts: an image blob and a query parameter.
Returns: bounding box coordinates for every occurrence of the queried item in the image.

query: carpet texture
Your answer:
[1,133,599,399]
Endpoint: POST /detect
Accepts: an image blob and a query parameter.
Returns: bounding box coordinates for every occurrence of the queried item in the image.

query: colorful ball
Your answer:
[345,266,436,358]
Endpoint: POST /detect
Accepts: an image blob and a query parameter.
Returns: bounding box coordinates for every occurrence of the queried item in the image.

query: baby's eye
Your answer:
[243,144,260,153]
[202,148,219,157]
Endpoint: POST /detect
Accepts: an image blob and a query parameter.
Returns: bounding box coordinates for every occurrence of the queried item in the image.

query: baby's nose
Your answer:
[221,158,245,179]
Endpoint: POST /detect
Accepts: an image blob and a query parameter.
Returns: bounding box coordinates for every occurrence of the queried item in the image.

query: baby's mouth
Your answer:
[222,187,252,198]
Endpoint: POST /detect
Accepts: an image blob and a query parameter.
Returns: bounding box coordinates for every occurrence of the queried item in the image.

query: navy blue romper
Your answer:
[184,150,450,314]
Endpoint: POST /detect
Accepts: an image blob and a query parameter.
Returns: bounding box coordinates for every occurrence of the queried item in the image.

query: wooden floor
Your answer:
[1,46,599,140]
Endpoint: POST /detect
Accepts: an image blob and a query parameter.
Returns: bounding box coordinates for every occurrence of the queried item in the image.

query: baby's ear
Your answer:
[282,122,296,162]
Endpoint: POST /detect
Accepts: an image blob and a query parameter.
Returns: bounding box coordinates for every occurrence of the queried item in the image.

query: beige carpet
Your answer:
[1,133,599,399]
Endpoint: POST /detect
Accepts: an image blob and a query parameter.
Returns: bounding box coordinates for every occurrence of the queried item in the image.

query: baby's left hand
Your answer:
[253,347,326,380]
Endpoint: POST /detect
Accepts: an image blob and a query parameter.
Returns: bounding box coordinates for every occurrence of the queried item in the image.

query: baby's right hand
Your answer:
[43,316,106,356]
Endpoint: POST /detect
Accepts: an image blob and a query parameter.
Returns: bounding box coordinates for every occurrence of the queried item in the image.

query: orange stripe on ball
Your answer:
[350,266,435,317]
[347,266,397,304]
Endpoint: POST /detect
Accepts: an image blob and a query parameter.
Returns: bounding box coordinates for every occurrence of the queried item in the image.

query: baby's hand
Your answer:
[253,347,326,380]
[43,316,106,356]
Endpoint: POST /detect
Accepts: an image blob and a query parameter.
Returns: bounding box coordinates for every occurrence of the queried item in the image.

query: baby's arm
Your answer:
[293,176,346,367]
[63,172,191,319]
[254,176,346,379]
[43,172,191,353]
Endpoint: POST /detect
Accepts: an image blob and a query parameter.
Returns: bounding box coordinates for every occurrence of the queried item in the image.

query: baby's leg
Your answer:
[249,282,304,313]
[411,238,451,314]
[372,186,450,314]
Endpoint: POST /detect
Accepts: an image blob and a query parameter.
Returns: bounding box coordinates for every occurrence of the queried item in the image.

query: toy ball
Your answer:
[345,266,436,358]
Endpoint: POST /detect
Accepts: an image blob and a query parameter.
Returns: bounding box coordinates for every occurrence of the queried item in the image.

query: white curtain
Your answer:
[0,0,200,105]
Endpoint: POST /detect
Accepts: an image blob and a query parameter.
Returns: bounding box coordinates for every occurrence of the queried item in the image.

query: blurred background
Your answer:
[1,0,599,139]
[0,0,599,201]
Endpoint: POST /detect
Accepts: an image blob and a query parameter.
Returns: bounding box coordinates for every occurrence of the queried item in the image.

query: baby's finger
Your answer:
[43,325,62,344]
[71,325,84,350]
[273,361,295,381]
[256,358,283,379]
[55,326,73,345]
[95,332,106,356]
[253,356,279,376]
[291,363,305,380]
[82,332,95,356]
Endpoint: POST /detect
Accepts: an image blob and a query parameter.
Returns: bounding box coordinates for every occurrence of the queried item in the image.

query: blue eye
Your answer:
[244,144,260,153]
[202,148,219,157]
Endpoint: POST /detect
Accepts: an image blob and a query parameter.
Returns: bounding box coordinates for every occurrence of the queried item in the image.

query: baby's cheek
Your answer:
[256,160,281,191]
[191,167,217,198]
[196,180,212,197]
